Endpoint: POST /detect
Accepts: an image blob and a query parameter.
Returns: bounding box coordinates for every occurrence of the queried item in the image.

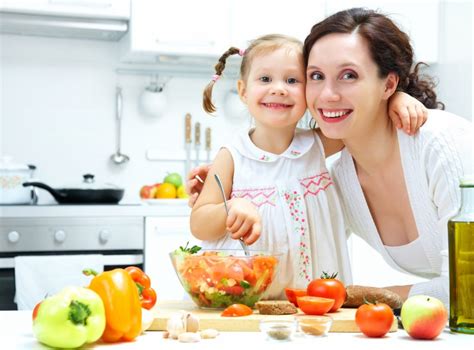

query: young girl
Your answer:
[190,34,426,299]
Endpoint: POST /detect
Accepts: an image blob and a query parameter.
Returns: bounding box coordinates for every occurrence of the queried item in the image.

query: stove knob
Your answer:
[54,230,66,243]
[8,231,20,243]
[99,230,110,244]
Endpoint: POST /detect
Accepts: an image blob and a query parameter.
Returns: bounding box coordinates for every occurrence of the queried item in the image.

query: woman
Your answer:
[187,8,473,306]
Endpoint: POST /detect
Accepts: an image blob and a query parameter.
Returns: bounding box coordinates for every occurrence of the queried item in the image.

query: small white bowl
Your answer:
[259,319,297,341]
[295,315,333,337]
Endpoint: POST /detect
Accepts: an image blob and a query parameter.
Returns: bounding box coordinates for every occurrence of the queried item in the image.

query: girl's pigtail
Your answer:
[203,47,241,114]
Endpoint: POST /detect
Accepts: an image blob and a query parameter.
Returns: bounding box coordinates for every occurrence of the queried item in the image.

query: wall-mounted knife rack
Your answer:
[146,113,214,165]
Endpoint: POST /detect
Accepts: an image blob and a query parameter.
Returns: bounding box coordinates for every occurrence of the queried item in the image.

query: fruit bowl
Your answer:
[170,249,281,308]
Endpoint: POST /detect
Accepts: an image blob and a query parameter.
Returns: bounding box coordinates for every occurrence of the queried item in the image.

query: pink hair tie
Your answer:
[239,48,246,56]
[211,74,220,82]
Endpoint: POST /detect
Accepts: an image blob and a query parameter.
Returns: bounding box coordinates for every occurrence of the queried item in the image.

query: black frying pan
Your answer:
[23,180,124,204]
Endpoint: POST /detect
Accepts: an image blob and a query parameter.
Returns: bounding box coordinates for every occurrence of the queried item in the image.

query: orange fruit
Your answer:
[155,183,177,199]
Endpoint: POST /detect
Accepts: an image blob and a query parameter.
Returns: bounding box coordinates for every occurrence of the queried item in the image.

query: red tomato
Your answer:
[307,273,346,312]
[355,302,394,338]
[211,262,244,284]
[285,288,307,306]
[223,285,245,296]
[297,296,335,315]
[221,304,253,317]
[236,260,257,285]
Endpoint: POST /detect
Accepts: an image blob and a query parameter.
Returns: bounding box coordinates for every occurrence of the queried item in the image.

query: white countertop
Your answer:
[0,200,191,218]
[1,311,472,350]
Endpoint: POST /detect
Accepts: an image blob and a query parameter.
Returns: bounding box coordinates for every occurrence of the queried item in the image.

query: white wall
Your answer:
[430,0,472,118]
[0,34,250,204]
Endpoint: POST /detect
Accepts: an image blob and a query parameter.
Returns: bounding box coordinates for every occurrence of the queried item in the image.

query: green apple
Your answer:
[163,173,182,188]
[401,295,448,340]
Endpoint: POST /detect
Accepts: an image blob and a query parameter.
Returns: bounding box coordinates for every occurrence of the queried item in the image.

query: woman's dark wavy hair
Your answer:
[303,7,444,110]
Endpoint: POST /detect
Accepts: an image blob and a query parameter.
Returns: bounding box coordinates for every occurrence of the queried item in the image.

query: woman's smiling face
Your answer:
[305,32,396,140]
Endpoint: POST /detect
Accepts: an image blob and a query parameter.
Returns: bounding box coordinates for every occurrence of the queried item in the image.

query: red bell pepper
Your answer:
[125,266,157,310]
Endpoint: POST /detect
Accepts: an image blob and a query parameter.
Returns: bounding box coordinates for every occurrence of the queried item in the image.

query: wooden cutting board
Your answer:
[149,300,398,333]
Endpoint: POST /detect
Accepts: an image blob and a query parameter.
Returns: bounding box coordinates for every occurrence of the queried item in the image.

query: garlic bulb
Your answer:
[166,311,200,339]
[185,313,200,333]
[166,311,187,339]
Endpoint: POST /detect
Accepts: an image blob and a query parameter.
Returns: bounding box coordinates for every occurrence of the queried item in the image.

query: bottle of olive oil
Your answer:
[448,177,474,334]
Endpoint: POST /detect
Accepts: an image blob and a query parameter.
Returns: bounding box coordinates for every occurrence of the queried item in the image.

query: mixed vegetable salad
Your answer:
[171,243,279,308]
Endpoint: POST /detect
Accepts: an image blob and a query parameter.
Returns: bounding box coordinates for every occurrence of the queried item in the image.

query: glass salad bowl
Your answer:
[170,248,281,308]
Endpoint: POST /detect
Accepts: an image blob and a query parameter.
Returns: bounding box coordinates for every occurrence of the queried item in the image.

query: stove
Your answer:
[0,211,144,310]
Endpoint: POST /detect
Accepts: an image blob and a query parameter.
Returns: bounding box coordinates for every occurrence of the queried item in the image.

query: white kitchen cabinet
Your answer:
[0,0,130,19]
[229,0,325,48]
[325,0,439,63]
[120,0,231,62]
[120,0,324,63]
[144,216,201,301]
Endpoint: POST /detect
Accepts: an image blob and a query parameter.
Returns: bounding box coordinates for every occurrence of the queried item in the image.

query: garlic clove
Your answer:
[178,332,201,343]
[200,328,219,339]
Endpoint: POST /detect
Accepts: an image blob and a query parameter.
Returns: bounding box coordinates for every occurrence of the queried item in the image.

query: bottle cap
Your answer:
[460,175,474,188]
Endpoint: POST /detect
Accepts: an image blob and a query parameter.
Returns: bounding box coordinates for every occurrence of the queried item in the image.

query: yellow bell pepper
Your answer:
[84,268,142,342]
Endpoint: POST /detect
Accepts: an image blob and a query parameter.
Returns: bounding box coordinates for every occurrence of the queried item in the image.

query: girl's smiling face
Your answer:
[238,47,307,130]
[305,33,398,140]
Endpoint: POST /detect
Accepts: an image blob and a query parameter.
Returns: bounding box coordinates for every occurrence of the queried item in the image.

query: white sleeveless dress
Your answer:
[202,128,352,299]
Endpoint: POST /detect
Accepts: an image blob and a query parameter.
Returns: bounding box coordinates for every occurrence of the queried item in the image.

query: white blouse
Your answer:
[332,109,473,307]
[385,238,432,275]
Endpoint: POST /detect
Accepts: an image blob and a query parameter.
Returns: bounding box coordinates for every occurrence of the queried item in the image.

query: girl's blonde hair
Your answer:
[203,34,303,114]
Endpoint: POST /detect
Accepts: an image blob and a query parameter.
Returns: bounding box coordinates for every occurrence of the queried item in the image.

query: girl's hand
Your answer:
[185,164,211,207]
[226,198,262,245]
[388,91,428,135]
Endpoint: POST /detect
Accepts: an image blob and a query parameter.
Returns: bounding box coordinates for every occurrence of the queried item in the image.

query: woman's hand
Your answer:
[226,198,262,245]
[388,91,428,135]
[185,164,211,207]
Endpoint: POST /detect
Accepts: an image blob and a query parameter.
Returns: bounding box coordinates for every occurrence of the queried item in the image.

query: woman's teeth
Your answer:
[323,110,349,118]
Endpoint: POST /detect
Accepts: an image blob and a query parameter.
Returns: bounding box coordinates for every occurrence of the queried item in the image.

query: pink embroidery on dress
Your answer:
[231,187,277,207]
[259,155,270,161]
[282,190,312,283]
[299,171,334,198]
[290,150,301,156]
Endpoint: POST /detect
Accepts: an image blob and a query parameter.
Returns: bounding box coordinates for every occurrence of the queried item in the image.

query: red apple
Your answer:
[152,183,161,198]
[139,185,154,199]
[401,295,448,340]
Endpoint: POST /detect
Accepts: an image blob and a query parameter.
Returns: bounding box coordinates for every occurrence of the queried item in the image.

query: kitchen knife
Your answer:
[185,113,192,176]
[205,127,211,163]
[194,122,201,167]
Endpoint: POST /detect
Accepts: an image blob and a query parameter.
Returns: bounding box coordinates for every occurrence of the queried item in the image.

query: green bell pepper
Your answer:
[33,286,106,349]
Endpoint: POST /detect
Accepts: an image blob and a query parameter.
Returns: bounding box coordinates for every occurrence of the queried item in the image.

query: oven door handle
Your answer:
[0,254,144,269]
